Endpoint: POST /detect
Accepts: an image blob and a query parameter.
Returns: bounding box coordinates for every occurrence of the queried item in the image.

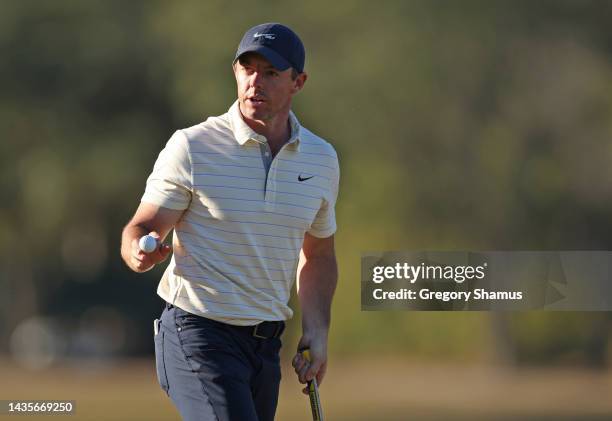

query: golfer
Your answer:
[120,22,339,421]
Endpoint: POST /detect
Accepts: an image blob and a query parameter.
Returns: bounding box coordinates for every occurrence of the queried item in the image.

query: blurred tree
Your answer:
[1,0,612,364]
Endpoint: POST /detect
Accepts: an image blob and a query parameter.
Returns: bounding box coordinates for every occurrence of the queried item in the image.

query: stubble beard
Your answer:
[241,98,274,123]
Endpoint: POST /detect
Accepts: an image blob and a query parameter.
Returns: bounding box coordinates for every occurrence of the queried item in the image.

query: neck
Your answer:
[239,104,292,151]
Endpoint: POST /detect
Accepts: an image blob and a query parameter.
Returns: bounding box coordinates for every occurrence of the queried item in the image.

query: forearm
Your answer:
[297,255,338,337]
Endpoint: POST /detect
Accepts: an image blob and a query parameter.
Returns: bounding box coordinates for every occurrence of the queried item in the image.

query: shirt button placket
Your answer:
[265,151,277,211]
[265,170,275,211]
[260,141,272,206]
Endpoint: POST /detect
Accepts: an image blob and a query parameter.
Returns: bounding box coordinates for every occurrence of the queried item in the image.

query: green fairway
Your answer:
[1,357,611,420]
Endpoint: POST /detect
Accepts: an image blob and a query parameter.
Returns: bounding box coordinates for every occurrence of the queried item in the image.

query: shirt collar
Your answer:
[228,100,302,151]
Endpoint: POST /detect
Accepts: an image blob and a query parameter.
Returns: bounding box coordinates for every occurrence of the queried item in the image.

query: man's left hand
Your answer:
[292,334,328,395]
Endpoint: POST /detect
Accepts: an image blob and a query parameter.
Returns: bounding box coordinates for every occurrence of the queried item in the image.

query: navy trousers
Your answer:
[154,303,285,421]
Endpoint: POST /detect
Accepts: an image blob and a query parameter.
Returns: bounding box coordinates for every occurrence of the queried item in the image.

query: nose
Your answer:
[248,70,264,89]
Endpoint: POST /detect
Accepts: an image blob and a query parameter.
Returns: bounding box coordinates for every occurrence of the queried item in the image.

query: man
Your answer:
[120,22,339,421]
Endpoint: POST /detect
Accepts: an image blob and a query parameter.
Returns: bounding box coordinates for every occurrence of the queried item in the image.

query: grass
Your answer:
[1,356,611,420]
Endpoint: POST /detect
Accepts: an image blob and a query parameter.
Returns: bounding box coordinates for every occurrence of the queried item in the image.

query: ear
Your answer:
[292,72,308,94]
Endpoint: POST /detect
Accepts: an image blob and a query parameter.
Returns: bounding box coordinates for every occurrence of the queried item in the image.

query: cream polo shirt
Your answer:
[141,101,340,325]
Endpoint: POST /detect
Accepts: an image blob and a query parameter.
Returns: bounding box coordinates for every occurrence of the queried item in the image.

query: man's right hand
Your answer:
[129,231,172,272]
[121,202,185,273]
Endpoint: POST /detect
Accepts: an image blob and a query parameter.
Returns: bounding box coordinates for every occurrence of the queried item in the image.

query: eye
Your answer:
[268,70,279,77]
[240,65,254,75]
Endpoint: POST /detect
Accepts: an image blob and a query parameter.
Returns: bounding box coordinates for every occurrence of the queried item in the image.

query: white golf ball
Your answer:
[139,235,158,253]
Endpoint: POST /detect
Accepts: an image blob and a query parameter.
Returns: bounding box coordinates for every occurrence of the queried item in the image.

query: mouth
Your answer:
[246,95,266,106]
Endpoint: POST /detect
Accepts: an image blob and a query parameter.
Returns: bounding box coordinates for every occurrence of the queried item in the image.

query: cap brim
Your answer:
[234,45,292,71]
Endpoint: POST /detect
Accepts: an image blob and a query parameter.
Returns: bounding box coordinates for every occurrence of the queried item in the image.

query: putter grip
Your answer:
[301,349,324,421]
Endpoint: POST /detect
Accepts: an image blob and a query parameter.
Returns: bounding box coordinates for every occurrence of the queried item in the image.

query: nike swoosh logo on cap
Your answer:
[253,32,276,40]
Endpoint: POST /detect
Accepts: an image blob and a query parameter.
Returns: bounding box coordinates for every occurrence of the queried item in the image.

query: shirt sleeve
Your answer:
[141,130,193,210]
[307,152,340,238]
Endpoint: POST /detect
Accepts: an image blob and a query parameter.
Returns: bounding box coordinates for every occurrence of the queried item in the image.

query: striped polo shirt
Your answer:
[141,100,339,325]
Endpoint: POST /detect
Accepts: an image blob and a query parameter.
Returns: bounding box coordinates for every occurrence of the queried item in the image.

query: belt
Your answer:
[166,302,284,339]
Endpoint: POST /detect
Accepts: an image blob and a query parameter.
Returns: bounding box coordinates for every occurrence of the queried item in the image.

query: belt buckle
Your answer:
[252,322,281,339]
[252,323,268,339]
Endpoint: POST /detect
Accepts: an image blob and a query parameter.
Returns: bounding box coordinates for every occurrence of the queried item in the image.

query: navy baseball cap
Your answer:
[234,23,305,73]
